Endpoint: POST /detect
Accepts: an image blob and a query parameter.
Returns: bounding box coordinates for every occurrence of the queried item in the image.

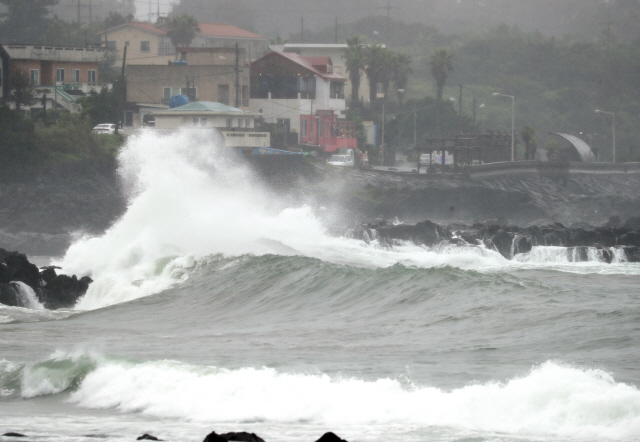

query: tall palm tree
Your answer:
[343,36,364,106]
[429,48,453,136]
[167,15,200,48]
[364,44,396,108]
[393,53,412,105]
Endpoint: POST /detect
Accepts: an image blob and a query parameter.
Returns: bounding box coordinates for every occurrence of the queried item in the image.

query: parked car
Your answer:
[92,123,117,135]
[419,153,432,166]
[327,154,354,167]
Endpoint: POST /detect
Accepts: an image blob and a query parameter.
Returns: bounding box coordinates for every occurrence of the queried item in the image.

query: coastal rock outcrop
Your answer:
[0,248,91,309]
[358,218,640,262]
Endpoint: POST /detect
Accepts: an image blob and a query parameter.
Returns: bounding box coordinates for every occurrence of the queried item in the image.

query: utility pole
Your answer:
[458,84,463,134]
[472,97,476,127]
[77,0,81,26]
[89,0,92,24]
[335,16,338,44]
[413,104,417,147]
[234,42,241,108]
[301,16,304,43]
[117,45,127,136]
[385,0,390,45]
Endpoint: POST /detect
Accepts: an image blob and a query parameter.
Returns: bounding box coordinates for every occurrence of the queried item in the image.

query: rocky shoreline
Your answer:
[355,216,640,262]
[0,248,91,309]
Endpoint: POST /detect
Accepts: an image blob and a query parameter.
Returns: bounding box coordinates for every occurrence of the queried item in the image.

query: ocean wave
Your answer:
[6,352,636,440]
[51,129,640,312]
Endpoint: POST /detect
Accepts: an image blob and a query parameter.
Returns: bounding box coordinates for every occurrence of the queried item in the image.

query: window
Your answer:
[106,41,116,50]
[241,85,249,106]
[73,69,80,82]
[218,84,229,105]
[56,68,65,82]
[330,81,345,99]
[181,87,196,101]
[125,111,134,127]
[245,118,250,128]
[226,118,232,128]
[141,41,150,52]
[192,117,207,126]
[88,70,96,83]
[301,118,308,138]
[158,40,175,55]
[30,69,39,85]
[318,119,323,138]
[125,41,130,47]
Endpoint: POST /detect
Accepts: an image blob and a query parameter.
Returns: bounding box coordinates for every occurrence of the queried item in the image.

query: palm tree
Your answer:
[343,36,364,106]
[429,48,453,136]
[393,53,412,105]
[167,15,200,48]
[521,125,537,160]
[363,44,396,108]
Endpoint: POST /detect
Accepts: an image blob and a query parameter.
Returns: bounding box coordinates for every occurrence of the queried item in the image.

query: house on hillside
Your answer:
[98,21,266,65]
[273,43,382,107]
[1,44,111,113]
[249,50,357,153]
[124,46,250,130]
[151,101,270,152]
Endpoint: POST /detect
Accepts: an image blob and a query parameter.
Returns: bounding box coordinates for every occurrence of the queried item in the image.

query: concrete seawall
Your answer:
[464,161,640,180]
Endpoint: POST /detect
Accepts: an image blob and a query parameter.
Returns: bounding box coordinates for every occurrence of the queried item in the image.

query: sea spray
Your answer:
[55,129,640,311]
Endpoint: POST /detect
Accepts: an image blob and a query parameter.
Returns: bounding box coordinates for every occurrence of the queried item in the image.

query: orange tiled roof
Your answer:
[196,23,264,39]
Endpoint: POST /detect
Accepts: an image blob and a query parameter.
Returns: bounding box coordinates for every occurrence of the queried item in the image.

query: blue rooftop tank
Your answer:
[169,95,190,108]
[173,60,188,66]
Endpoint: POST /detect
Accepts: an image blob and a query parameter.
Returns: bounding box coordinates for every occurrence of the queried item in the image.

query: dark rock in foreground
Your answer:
[356,218,640,262]
[0,248,91,309]
[315,433,348,442]
[137,434,162,441]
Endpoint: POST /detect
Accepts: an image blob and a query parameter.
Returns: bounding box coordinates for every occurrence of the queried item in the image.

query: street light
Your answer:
[595,109,616,162]
[493,92,515,161]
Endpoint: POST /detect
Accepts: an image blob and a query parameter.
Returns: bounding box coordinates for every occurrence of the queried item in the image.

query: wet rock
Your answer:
[202,432,229,442]
[0,248,91,309]
[137,434,162,441]
[41,274,92,310]
[490,230,514,258]
[315,433,348,442]
[221,432,265,442]
[2,433,27,438]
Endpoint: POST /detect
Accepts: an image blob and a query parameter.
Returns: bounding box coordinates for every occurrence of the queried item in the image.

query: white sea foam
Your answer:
[55,129,640,310]
[63,358,640,440]
[11,281,44,310]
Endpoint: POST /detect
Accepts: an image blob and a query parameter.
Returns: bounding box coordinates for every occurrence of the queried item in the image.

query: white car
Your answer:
[92,123,117,135]
[419,153,432,166]
[327,154,354,167]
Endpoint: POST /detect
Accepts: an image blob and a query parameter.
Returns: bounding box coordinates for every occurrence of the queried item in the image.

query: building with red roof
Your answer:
[250,50,356,153]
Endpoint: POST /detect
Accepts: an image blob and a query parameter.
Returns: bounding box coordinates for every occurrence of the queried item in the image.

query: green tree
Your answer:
[343,36,365,106]
[363,44,395,107]
[393,53,413,105]
[104,11,127,29]
[521,125,537,160]
[429,48,453,136]
[167,14,200,48]
[11,71,37,111]
[0,0,58,44]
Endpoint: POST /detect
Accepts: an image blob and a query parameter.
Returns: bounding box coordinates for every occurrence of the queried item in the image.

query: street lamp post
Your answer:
[493,93,515,161]
[595,109,616,162]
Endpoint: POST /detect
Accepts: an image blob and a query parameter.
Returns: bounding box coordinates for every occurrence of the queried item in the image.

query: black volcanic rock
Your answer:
[137,434,162,441]
[0,248,91,309]
[315,433,348,442]
[357,219,640,263]
[202,432,229,442]
[221,432,265,442]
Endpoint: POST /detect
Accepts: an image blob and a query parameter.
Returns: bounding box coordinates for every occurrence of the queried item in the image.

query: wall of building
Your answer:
[126,64,250,110]
[102,26,174,66]
[250,97,313,139]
